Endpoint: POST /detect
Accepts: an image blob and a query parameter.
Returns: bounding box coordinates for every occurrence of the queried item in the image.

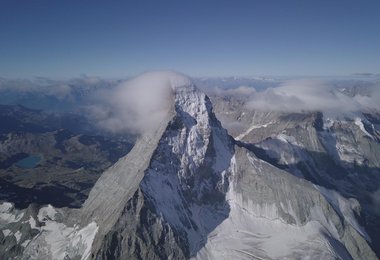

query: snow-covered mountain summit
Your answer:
[0,71,378,259]
[80,71,235,258]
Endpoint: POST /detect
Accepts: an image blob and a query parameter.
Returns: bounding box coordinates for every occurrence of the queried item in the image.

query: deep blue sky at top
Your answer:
[0,0,379,78]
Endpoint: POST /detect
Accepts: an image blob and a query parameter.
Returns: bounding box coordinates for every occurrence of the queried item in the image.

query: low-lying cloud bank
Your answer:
[209,78,380,117]
[0,73,379,135]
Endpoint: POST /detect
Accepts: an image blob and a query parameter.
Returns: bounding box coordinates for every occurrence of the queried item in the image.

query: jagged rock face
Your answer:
[0,72,378,259]
[137,85,234,255]
[211,92,380,257]
[196,146,377,260]
[0,202,98,260]
[94,189,187,260]
[84,76,235,258]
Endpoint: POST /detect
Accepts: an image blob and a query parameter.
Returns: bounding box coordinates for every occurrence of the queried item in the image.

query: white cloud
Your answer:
[86,71,191,134]
[206,78,380,123]
[241,79,380,116]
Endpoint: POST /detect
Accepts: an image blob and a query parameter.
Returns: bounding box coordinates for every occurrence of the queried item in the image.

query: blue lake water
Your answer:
[15,154,42,169]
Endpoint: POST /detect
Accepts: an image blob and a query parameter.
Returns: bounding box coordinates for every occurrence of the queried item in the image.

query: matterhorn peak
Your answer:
[79,70,235,258]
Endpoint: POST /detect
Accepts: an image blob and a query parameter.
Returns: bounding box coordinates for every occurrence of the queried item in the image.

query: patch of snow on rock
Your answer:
[0,202,24,224]
[316,185,369,240]
[37,204,58,222]
[354,117,373,139]
[2,229,11,237]
[14,230,22,243]
[23,207,98,260]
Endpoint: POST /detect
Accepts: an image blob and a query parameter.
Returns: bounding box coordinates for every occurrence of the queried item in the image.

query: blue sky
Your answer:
[0,0,379,78]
